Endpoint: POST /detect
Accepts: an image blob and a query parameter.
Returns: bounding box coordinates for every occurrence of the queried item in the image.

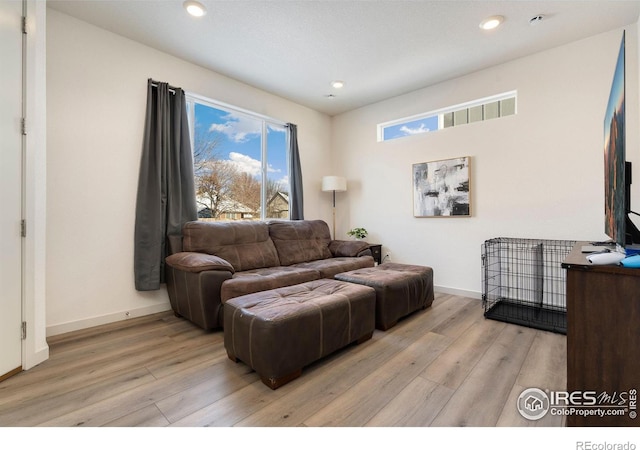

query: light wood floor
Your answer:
[0,293,567,427]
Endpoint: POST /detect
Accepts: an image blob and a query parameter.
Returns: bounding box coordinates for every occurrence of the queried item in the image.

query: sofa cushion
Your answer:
[182,221,280,272]
[165,252,235,273]
[294,255,375,279]
[329,240,371,257]
[268,220,332,266]
[220,266,320,302]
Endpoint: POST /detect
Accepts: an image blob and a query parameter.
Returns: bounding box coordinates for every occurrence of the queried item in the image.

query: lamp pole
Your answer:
[321,175,347,240]
[332,189,337,239]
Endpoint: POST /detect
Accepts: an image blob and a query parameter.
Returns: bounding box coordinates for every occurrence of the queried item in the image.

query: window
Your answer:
[185,94,290,221]
[377,91,517,142]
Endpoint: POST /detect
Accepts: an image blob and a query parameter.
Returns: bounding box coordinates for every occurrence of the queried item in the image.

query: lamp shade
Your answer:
[322,176,347,192]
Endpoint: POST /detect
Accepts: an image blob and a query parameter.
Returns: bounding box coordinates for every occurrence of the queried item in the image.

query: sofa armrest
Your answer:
[329,240,371,258]
[166,252,235,274]
[165,265,231,330]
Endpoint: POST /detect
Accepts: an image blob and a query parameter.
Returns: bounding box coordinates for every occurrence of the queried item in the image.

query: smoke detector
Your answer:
[529,15,545,25]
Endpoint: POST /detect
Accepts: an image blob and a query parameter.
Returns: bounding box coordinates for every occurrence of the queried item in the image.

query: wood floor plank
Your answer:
[171,380,288,427]
[35,358,237,426]
[515,329,567,392]
[46,313,179,359]
[429,297,484,339]
[365,376,454,427]
[0,328,170,394]
[0,331,218,408]
[0,367,156,426]
[145,339,225,380]
[155,359,258,423]
[421,315,506,390]
[430,324,537,426]
[303,331,451,427]
[231,335,394,426]
[495,329,567,427]
[46,312,175,347]
[103,404,171,427]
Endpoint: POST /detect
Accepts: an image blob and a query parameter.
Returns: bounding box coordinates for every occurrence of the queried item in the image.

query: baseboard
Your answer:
[434,285,482,300]
[46,302,172,337]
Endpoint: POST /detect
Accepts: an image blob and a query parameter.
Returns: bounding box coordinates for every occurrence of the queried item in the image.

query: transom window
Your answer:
[377,91,517,142]
[185,94,290,221]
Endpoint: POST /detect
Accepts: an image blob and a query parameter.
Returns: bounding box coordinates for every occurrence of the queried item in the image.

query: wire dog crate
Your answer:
[481,237,576,334]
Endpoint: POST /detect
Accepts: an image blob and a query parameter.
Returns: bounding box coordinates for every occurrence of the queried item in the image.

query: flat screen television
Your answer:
[603,31,640,250]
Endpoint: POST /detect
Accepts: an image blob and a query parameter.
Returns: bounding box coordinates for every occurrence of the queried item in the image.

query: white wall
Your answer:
[46,10,332,335]
[331,25,639,298]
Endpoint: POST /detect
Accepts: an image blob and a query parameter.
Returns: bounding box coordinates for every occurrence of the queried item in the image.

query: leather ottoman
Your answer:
[335,262,434,330]
[223,279,376,389]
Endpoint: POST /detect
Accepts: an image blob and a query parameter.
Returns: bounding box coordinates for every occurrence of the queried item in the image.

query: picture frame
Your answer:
[412,156,471,217]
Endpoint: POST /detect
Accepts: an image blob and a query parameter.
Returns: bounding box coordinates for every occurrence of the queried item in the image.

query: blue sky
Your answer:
[195,103,288,186]
[383,115,439,140]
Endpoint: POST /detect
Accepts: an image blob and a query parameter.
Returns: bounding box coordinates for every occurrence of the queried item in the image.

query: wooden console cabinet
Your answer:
[562,242,640,426]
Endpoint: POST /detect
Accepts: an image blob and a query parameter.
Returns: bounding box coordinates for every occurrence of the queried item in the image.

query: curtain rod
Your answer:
[149,79,179,95]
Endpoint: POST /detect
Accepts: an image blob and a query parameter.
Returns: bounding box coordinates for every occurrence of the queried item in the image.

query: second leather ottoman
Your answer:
[335,262,434,330]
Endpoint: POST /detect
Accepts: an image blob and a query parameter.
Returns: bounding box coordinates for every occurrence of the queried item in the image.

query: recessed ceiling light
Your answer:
[184,0,206,17]
[331,80,345,89]
[479,15,504,30]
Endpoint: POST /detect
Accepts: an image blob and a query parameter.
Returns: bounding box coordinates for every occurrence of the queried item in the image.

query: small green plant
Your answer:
[347,227,368,240]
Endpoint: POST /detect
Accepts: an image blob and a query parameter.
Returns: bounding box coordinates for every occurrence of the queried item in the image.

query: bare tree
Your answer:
[196,160,238,218]
[192,127,223,176]
[230,172,261,213]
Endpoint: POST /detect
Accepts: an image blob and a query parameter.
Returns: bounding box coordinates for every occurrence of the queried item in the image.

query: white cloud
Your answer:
[277,175,289,187]
[268,124,287,133]
[229,152,262,176]
[400,123,430,135]
[209,112,261,143]
[228,152,281,176]
[209,123,232,134]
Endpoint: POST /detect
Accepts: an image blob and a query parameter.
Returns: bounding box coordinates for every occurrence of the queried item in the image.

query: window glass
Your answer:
[382,115,439,141]
[266,124,289,219]
[501,97,516,116]
[377,91,517,141]
[469,105,483,123]
[484,101,500,120]
[189,99,290,221]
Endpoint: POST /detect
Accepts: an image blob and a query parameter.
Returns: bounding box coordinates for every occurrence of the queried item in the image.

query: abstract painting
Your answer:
[413,156,470,217]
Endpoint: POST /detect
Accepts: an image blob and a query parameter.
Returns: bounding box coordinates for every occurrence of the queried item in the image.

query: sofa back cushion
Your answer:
[268,220,332,266]
[182,221,280,272]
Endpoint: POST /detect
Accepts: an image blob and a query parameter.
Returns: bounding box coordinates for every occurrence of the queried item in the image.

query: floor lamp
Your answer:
[322,176,347,239]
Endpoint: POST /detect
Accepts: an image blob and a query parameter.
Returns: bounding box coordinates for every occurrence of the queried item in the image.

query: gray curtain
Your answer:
[134,79,197,291]
[288,123,304,220]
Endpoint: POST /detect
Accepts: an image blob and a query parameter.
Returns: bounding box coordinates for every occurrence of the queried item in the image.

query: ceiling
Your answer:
[47,0,640,116]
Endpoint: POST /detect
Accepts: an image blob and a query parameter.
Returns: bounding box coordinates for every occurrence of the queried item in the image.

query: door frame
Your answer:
[21,0,48,370]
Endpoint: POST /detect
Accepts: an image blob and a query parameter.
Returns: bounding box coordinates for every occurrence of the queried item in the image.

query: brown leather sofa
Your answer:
[165,219,375,330]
